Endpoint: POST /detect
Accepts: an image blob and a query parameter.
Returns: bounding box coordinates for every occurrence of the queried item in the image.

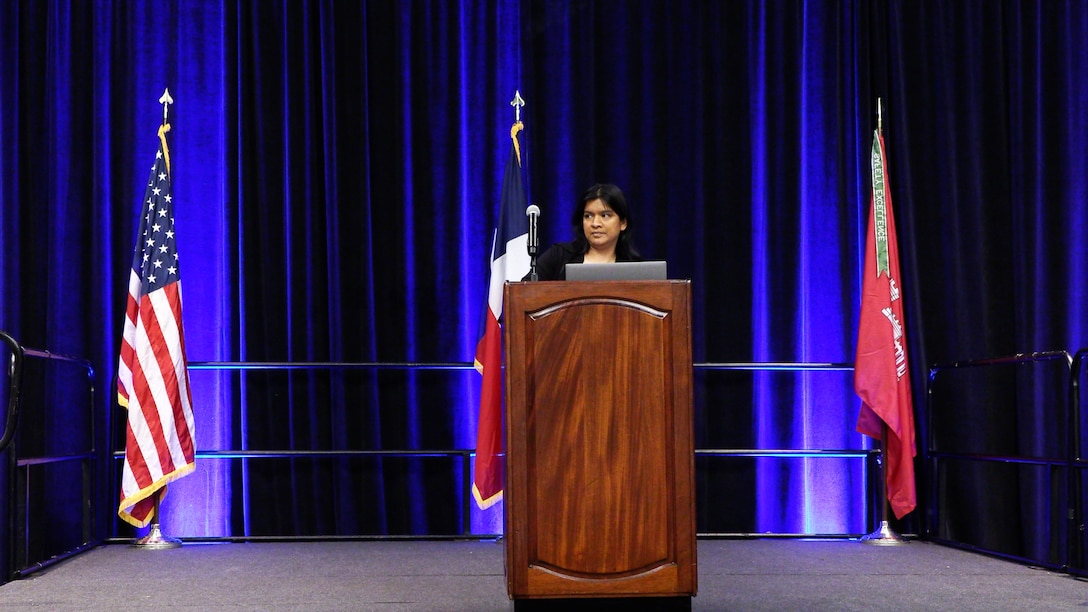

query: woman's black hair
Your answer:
[569,183,640,259]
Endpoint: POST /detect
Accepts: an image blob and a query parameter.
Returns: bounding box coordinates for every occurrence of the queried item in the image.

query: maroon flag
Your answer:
[472,120,530,509]
[116,122,196,527]
[854,129,917,519]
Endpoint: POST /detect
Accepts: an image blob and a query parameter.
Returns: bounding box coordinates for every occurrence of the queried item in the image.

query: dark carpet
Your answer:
[0,539,1085,610]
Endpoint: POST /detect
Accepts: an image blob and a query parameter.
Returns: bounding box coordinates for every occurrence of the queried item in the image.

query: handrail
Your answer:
[1068,349,1087,576]
[187,361,474,371]
[0,330,25,454]
[694,362,854,371]
[928,350,1072,371]
[926,349,1076,575]
[112,448,476,459]
[1,332,97,583]
[1,338,97,451]
[168,360,866,541]
[108,448,872,460]
[187,361,855,371]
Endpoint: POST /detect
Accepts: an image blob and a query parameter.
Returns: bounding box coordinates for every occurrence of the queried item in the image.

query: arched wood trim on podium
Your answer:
[503,280,696,602]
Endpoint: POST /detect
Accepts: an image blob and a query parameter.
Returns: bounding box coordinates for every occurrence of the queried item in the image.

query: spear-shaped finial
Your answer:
[159,88,174,125]
[877,97,883,134]
[510,90,525,122]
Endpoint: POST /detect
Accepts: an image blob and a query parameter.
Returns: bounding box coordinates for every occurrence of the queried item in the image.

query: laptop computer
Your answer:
[563,260,668,281]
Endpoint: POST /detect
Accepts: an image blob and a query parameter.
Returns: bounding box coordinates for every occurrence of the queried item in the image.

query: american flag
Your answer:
[116,123,196,528]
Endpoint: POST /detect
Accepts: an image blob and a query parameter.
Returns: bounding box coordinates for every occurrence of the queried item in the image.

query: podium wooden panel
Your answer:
[503,280,696,602]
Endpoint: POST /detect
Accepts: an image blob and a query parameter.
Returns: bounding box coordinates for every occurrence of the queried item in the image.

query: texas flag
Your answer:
[472,120,530,509]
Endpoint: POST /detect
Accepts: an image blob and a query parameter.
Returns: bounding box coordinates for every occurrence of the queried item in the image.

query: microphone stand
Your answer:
[526,204,539,281]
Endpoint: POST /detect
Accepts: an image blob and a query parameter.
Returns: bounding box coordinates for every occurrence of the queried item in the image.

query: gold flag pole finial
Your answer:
[159,88,174,125]
[510,90,525,123]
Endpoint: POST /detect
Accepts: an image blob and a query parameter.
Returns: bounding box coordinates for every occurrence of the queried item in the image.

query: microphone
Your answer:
[526,204,540,281]
[526,204,540,256]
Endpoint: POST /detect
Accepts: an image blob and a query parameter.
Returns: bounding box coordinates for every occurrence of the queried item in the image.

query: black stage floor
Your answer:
[0,538,1085,610]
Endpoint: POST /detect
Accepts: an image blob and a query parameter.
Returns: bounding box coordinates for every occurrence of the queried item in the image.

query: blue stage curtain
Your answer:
[1,0,1086,549]
[886,0,1088,559]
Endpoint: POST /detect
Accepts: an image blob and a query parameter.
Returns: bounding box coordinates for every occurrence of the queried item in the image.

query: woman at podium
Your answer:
[527,183,642,281]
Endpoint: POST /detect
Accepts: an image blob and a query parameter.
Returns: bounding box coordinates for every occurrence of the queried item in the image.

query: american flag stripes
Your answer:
[116,123,196,527]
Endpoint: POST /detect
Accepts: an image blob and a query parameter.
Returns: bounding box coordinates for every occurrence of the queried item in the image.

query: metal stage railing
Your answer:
[105,360,877,542]
[1,331,98,582]
[1069,350,1087,577]
[689,361,878,539]
[7,331,1084,574]
[925,350,1086,578]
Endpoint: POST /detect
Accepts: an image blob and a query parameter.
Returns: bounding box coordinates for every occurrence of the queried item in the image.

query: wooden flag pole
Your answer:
[134,488,182,549]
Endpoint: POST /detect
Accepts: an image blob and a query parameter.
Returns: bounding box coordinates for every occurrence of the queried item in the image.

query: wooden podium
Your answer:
[503,280,697,605]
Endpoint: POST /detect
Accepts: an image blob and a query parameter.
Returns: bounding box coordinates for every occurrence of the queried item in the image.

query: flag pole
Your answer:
[129,88,183,550]
[510,91,540,281]
[134,489,182,549]
[159,87,173,125]
[860,98,906,546]
[860,424,906,545]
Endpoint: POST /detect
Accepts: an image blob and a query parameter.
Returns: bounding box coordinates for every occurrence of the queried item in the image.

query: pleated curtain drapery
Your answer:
[1,0,1086,551]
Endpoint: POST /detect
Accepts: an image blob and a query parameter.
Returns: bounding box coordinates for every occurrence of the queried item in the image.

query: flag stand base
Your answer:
[860,520,906,546]
[134,524,182,549]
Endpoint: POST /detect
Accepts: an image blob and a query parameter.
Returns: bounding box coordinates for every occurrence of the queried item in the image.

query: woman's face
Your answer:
[582,198,627,253]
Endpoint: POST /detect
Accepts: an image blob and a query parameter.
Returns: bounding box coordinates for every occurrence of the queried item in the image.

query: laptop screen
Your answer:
[563,260,668,281]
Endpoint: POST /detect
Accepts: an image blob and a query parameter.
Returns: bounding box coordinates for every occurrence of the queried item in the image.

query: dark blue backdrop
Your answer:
[1,0,1085,550]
